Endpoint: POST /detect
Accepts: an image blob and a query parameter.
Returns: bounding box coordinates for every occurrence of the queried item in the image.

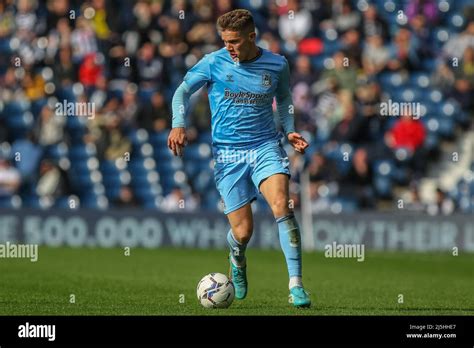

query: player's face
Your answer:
[221,30,255,61]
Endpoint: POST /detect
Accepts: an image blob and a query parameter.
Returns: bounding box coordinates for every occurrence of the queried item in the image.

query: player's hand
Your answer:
[168,127,187,156]
[287,132,309,154]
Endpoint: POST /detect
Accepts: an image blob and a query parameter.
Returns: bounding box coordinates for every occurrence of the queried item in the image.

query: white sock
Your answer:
[289,276,303,290]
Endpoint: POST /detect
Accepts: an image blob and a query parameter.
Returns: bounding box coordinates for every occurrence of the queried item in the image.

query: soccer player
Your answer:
[168,9,311,308]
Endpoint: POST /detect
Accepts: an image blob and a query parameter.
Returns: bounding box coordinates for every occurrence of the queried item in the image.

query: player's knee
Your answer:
[232,221,253,244]
[269,196,291,217]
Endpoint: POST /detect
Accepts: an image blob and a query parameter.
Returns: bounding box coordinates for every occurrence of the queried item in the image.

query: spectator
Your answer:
[112,185,140,208]
[385,113,426,152]
[341,28,362,68]
[387,28,420,72]
[0,1,15,39]
[329,100,365,144]
[46,17,72,63]
[308,152,341,183]
[385,112,427,178]
[11,132,43,184]
[34,104,66,147]
[103,116,131,161]
[53,46,76,87]
[160,187,198,212]
[35,159,71,200]
[405,0,439,25]
[321,0,361,34]
[442,20,474,60]
[71,16,98,63]
[431,61,455,94]
[137,41,164,88]
[340,148,376,208]
[136,91,170,131]
[426,187,455,215]
[402,183,426,212]
[278,0,313,45]
[78,53,103,92]
[116,84,139,127]
[0,158,21,197]
[450,46,474,110]
[360,4,389,41]
[290,55,319,89]
[321,51,357,93]
[362,34,390,76]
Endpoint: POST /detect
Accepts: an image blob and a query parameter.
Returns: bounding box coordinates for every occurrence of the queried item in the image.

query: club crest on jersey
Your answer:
[261,73,271,87]
[226,74,234,82]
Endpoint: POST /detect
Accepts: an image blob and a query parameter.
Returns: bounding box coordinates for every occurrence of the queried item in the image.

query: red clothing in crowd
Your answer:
[390,118,426,151]
[78,53,102,87]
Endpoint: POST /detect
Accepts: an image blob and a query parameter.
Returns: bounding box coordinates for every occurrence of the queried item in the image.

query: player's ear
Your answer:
[248,31,256,43]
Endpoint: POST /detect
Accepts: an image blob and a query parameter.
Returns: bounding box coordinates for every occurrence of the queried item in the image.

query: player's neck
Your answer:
[241,45,260,63]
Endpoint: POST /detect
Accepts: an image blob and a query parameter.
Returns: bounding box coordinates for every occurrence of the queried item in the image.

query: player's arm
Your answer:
[168,55,211,156]
[275,59,309,154]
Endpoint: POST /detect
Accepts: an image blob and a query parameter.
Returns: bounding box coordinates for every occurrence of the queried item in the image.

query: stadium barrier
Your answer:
[0,210,472,252]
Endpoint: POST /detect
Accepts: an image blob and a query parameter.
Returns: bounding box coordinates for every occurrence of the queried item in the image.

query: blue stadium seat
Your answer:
[44,143,69,159]
[202,188,221,211]
[0,195,21,209]
[149,131,169,147]
[80,194,108,209]
[423,132,440,152]
[138,87,156,103]
[311,54,331,70]
[126,128,149,149]
[30,98,48,117]
[100,159,121,175]
[198,131,212,144]
[69,144,96,160]
[373,175,393,198]
[192,171,214,194]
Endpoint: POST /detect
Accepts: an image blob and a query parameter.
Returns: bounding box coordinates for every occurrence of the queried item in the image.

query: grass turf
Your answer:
[0,247,473,315]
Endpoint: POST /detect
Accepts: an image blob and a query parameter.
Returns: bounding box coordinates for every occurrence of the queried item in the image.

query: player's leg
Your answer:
[259,173,310,308]
[227,202,253,266]
[251,141,310,307]
[226,203,252,299]
[213,148,255,300]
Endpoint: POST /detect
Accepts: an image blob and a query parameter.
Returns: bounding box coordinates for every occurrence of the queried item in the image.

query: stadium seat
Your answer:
[44,142,69,159]
[149,131,169,147]
[0,195,22,209]
[80,194,108,209]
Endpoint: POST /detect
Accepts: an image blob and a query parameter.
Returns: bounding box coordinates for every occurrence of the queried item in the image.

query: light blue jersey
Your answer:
[172,46,295,214]
[172,47,295,148]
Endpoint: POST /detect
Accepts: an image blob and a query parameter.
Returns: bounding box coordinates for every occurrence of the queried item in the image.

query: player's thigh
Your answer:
[214,149,257,216]
[251,141,291,216]
[259,173,291,216]
[226,203,253,242]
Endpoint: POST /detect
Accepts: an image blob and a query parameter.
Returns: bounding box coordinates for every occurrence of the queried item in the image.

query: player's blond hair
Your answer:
[216,9,255,34]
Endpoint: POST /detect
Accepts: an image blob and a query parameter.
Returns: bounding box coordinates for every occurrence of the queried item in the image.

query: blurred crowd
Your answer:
[0,0,473,213]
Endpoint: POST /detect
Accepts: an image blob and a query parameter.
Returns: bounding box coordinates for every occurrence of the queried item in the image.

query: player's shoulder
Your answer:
[260,47,288,68]
[202,48,229,64]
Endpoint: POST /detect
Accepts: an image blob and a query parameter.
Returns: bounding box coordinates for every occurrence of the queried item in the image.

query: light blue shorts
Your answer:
[213,140,290,214]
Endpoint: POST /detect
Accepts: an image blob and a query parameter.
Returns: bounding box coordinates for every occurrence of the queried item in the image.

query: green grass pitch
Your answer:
[0,247,473,315]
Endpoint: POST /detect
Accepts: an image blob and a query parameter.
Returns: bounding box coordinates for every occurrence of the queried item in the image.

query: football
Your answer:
[196,273,235,308]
